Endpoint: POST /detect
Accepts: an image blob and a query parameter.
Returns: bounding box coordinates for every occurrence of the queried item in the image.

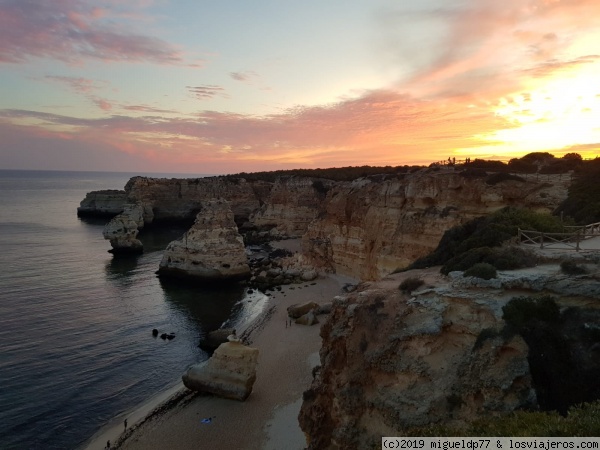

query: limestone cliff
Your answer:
[299,273,536,449]
[77,189,126,218]
[124,176,269,225]
[102,203,145,254]
[251,176,332,237]
[303,170,568,280]
[158,199,250,282]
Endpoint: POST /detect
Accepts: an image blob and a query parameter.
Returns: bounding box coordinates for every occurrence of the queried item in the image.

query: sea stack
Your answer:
[102,203,145,254]
[158,198,251,282]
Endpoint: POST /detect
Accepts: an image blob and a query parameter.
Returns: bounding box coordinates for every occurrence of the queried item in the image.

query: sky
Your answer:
[1,0,600,175]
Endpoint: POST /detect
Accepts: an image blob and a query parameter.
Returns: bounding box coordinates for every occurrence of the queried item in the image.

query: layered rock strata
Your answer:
[251,176,332,237]
[158,199,250,282]
[299,283,536,449]
[182,341,259,401]
[102,203,145,254]
[124,176,269,225]
[303,170,568,280]
[77,190,126,218]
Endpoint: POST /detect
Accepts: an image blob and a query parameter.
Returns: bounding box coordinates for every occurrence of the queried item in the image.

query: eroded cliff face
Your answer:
[77,190,126,218]
[251,176,331,237]
[158,199,250,282]
[124,176,270,225]
[299,277,536,449]
[303,171,568,280]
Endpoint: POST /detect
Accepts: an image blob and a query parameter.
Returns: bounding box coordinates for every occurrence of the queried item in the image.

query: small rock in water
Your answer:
[160,333,168,340]
[152,329,159,337]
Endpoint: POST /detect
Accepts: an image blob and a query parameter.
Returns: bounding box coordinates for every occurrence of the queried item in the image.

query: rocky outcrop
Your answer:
[199,328,236,352]
[124,176,269,225]
[158,199,250,282]
[251,177,332,237]
[102,203,145,254]
[182,341,259,401]
[77,190,126,218]
[299,283,536,449]
[303,170,568,280]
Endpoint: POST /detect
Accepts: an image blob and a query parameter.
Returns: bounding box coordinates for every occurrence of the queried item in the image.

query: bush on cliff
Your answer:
[404,400,600,436]
[502,296,600,414]
[441,246,538,275]
[399,277,424,293]
[560,259,588,275]
[463,263,497,280]
[409,207,564,271]
[555,158,600,224]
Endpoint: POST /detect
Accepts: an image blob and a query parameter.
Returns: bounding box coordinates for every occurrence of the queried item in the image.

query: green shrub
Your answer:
[464,263,497,280]
[399,277,424,293]
[555,158,600,224]
[502,295,561,330]
[442,246,537,274]
[485,173,525,185]
[409,207,565,271]
[403,401,600,436]
[560,260,588,275]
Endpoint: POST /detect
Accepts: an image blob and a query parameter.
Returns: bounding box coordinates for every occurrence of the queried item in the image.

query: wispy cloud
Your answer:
[187,85,228,101]
[0,0,183,65]
[0,87,517,171]
[45,75,106,94]
[230,71,258,83]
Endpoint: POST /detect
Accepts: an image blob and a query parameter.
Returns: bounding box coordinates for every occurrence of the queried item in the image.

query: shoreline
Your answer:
[89,270,353,450]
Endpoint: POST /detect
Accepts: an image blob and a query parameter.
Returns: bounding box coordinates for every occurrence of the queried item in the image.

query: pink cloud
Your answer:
[0,87,517,172]
[0,0,183,65]
[91,97,113,111]
[45,75,105,94]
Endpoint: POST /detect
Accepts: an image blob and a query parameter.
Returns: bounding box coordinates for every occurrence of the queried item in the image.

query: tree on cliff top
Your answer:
[555,158,600,224]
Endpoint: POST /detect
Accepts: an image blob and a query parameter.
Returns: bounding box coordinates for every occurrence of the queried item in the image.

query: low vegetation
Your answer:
[555,158,600,224]
[404,401,600,436]
[560,259,588,275]
[409,207,564,272]
[442,246,537,275]
[463,262,497,280]
[399,277,424,293]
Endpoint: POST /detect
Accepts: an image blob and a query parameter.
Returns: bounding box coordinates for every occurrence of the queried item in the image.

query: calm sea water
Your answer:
[0,170,264,449]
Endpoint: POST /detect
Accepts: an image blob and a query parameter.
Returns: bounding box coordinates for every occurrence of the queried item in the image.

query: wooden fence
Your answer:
[518,222,600,251]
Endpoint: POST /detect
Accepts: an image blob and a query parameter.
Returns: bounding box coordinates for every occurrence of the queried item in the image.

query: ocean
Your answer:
[0,170,264,449]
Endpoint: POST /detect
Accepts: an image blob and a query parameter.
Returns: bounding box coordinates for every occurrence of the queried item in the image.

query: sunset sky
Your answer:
[1,0,600,174]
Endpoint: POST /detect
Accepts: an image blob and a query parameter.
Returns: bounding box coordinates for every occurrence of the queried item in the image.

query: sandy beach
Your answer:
[86,241,353,450]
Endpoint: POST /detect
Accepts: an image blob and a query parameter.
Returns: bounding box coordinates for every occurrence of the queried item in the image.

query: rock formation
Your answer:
[77,190,126,218]
[299,282,537,449]
[182,341,259,401]
[158,199,250,282]
[303,170,568,280]
[124,176,269,225]
[251,176,331,237]
[102,203,145,254]
[81,170,569,278]
[199,328,236,352]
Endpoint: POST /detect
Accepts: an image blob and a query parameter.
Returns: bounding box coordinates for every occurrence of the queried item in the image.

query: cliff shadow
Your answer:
[158,278,249,334]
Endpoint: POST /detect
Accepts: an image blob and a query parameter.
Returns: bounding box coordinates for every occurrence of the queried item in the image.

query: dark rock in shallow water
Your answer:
[152,329,159,337]
[160,333,168,340]
[199,328,236,352]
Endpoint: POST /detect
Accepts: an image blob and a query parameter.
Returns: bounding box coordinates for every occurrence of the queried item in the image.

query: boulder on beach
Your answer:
[287,302,320,319]
[182,341,259,401]
[295,310,319,326]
